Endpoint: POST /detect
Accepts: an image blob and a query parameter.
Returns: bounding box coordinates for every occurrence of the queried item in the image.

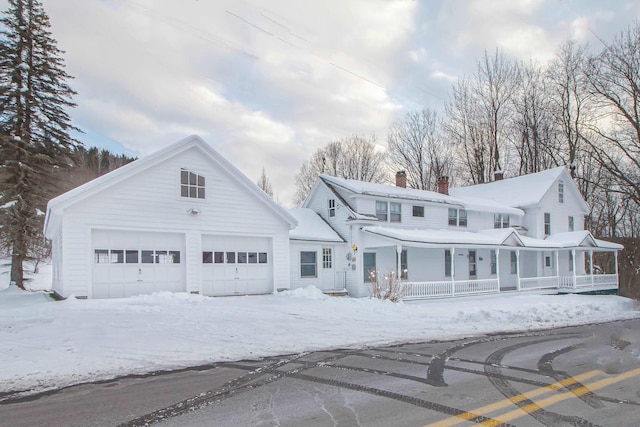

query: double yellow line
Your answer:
[426,368,640,426]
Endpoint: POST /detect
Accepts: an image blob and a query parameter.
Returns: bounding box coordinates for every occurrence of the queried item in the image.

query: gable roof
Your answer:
[316,175,523,216]
[288,208,344,242]
[44,135,297,237]
[450,167,589,212]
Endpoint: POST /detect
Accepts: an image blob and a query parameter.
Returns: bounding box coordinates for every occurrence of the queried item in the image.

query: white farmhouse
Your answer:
[44,135,296,299]
[300,169,622,299]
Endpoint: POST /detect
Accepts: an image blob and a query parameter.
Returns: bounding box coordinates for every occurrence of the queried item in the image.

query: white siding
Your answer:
[289,242,347,291]
[57,145,291,298]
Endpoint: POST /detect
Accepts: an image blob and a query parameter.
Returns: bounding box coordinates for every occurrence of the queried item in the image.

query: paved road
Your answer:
[2,319,640,426]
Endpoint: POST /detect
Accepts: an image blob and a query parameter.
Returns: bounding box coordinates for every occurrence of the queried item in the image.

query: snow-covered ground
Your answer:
[1,260,639,400]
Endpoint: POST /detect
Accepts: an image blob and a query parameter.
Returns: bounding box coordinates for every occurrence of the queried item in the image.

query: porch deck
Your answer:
[402,274,618,300]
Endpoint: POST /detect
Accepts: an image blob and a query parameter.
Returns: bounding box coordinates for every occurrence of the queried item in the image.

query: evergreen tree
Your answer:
[0,0,80,288]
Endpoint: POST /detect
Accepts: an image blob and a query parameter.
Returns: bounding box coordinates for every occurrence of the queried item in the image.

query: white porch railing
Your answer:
[559,274,619,289]
[402,274,619,300]
[519,276,558,290]
[403,279,499,300]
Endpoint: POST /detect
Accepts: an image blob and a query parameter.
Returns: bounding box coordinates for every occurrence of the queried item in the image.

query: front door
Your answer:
[363,252,376,283]
[468,250,477,279]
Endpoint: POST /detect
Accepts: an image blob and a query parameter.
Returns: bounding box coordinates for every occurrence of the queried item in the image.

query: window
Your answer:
[238,252,247,263]
[558,181,564,203]
[412,206,424,217]
[226,252,236,263]
[363,252,376,282]
[494,214,510,229]
[490,250,497,274]
[110,250,124,264]
[322,248,332,269]
[259,252,267,264]
[214,252,225,263]
[545,256,552,267]
[156,251,169,264]
[168,251,180,264]
[448,208,457,226]
[400,249,408,279]
[444,250,452,277]
[510,251,518,274]
[569,251,574,271]
[142,250,155,264]
[390,202,401,222]
[328,199,336,217]
[544,213,551,235]
[300,251,317,278]
[459,209,467,227]
[180,168,205,199]
[376,201,388,221]
[95,249,109,264]
[449,208,467,227]
[568,216,574,232]
[203,252,213,263]
[125,250,138,263]
[248,252,258,263]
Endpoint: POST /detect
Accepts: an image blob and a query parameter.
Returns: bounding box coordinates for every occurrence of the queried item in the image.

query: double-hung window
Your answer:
[412,206,424,217]
[544,213,551,235]
[300,251,317,278]
[444,250,452,277]
[568,216,574,232]
[449,208,467,227]
[376,201,388,221]
[328,199,336,217]
[448,208,457,226]
[558,181,564,203]
[390,202,401,222]
[494,214,510,229]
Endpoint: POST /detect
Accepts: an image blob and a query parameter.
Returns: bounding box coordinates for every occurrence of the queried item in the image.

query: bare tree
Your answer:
[256,167,274,198]
[445,49,518,184]
[387,109,454,190]
[293,135,386,205]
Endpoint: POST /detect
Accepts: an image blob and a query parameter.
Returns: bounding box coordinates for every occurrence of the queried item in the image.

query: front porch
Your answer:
[360,227,621,301]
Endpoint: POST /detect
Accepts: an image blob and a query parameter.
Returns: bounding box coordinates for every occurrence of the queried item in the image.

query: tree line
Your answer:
[294,24,640,245]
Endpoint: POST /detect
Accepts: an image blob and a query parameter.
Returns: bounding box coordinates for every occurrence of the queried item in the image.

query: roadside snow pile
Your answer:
[0,281,638,400]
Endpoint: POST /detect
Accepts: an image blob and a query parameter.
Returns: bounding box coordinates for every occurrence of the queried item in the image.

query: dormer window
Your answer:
[376,201,388,221]
[558,181,564,203]
[328,199,336,217]
[181,168,205,199]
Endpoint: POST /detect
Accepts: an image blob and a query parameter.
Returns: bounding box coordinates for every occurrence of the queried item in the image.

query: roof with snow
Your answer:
[450,167,585,210]
[363,226,525,247]
[319,175,524,216]
[288,208,344,242]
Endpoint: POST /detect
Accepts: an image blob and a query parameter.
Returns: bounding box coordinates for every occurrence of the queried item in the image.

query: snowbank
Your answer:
[1,280,638,399]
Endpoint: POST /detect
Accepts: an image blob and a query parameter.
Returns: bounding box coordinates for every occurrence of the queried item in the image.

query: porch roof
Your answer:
[521,231,623,250]
[288,208,345,243]
[362,226,525,248]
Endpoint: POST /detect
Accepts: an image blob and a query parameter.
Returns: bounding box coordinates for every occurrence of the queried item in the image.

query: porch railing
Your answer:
[402,274,619,300]
[403,279,499,300]
[520,276,559,290]
[559,274,618,289]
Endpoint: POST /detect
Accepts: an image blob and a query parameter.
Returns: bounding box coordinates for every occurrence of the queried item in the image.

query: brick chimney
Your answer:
[395,170,407,188]
[437,176,449,195]
[494,171,504,181]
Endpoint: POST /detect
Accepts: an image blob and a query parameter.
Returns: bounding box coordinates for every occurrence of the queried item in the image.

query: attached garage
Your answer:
[44,136,296,299]
[91,230,186,298]
[201,235,273,296]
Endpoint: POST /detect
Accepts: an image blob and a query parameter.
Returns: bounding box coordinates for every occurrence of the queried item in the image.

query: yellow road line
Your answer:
[425,370,603,427]
[480,367,640,426]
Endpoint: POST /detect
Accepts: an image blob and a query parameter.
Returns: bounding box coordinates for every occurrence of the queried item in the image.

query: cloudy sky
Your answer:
[4,0,640,205]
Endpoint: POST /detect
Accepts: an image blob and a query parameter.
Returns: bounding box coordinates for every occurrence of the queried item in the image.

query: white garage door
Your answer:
[92,230,186,298]
[202,235,272,296]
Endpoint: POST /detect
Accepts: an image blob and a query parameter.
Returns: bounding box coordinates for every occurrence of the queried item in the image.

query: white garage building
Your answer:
[44,135,297,299]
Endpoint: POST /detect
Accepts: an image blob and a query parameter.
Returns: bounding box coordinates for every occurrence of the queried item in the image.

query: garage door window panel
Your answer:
[126,250,138,263]
[168,251,180,263]
[203,252,213,263]
[142,250,155,263]
[248,252,258,263]
[226,252,236,263]
[259,252,267,263]
[109,250,124,263]
[238,252,247,263]
[214,252,224,263]
[95,249,109,263]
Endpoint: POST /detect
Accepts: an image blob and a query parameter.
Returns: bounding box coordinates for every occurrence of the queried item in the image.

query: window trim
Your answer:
[412,205,424,217]
[180,168,206,199]
[300,251,317,278]
[322,248,332,269]
[544,212,551,236]
[328,199,336,218]
[390,202,401,222]
[375,201,388,221]
[449,208,467,227]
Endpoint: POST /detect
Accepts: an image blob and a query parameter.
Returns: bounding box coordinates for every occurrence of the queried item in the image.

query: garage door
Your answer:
[92,229,186,298]
[202,235,272,296]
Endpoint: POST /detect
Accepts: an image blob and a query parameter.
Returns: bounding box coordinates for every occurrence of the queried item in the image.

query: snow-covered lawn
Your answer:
[1,260,639,399]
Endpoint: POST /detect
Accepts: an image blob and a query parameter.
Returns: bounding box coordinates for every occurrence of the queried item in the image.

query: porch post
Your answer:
[555,250,560,287]
[496,248,501,292]
[589,250,594,286]
[396,245,402,282]
[451,247,456,297]
[516,249,521,291]
[571,249,577,289]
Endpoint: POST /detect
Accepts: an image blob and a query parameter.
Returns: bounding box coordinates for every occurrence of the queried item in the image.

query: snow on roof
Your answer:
[288,208,344,242]
[449,167,567,208]
[363,226,524,247]
[594,239,624,250]
[320,175,523,216]
[519,231,622,250]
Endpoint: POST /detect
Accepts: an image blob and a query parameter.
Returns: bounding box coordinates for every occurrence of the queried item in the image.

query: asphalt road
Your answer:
[2,319,640,427]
